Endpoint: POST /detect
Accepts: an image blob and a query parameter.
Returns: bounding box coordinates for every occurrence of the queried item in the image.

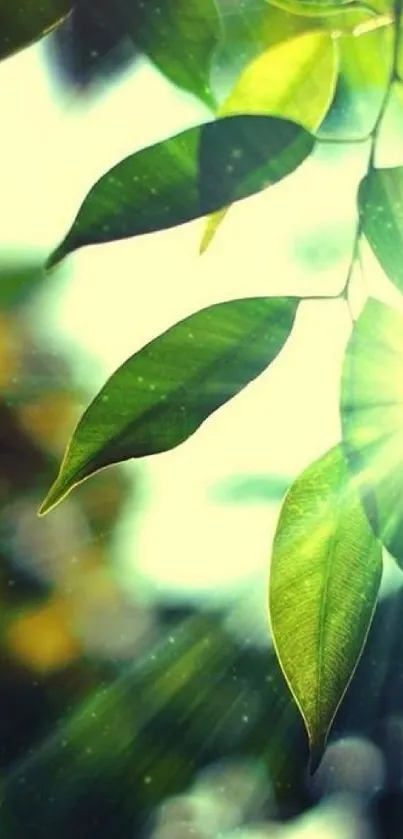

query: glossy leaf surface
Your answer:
[359,168,403,294]
[47,115,314,267]
[269,445,382,770]
[201,30,337,252]
[0,0,70,62]
[341,299,403,564]
[40,296,298,514]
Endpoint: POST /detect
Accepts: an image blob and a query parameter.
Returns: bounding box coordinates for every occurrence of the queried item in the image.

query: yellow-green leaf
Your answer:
[269,445,382,771]
[200,30,337,253]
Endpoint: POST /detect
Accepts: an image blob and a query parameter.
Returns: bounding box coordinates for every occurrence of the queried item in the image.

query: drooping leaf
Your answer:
[341,298,403,565]
[50,0,141,92]
[269,445,382,771]
[47,115,315,267]
[51,0,220,100]
[39,296,298,514]
[359,168,403,294]
[132,0,222,107]
[0,0,70,62]
[201,30,337,252]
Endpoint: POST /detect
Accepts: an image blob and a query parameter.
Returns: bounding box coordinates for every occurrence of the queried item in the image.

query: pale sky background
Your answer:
[0,35,400,621]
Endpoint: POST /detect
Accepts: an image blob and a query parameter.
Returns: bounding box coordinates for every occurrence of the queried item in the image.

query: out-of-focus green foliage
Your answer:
[0,260,48,309]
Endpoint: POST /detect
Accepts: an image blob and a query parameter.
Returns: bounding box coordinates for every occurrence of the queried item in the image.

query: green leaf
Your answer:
[359,168,403,295]
[0,0,70,62]
[341,298,403,564]
[200,30,337,252]
[39,296,298,515]
[215,0,309,86]
[269,445,382,771]
[131,0,222,107]
[335,23,393,137]
[47,115,315,267]
[266,0,366,17]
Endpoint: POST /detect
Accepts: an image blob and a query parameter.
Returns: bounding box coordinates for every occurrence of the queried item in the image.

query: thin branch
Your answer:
[339,0,403,313]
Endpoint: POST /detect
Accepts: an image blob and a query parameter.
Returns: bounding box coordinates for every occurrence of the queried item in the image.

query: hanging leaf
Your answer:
[201,30,337,252]
[132,0,222,108]
[341,298,403,564]
[50,0,141,92]
[51,0,221,101]
[47,115,315,267]
[269,445,382,771]
[39,296,298,514]
[0,0,70,63]
[359,168,403,295]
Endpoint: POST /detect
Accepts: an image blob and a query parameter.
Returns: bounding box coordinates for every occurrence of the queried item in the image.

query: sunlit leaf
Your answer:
[334,23,393,136]
[39,296,298,514]
[359,168,403,294]
[269,445,382,771]
[221,31,337,122]
[201,30,337,252]
[341,298,403,564]
[214,0,309,97]
[0,0,70,62]
[47,115,314,267]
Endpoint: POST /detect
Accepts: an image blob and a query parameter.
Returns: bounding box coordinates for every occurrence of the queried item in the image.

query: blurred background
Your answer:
[1,2,403,836]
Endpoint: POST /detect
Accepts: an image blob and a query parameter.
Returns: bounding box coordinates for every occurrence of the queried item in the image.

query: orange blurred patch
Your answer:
[6,596,81,673]
[0,313,21,388]
[17,392,79,453]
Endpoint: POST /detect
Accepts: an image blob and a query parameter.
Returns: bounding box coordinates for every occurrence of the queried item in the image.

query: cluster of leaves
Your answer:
[3,0,403,773]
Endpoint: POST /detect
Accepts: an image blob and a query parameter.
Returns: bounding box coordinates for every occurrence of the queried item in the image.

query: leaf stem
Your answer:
[341,0,403,313]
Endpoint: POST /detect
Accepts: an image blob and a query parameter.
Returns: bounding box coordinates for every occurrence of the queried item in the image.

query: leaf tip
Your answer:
[308,740,325,776]
[45,239,70,271]
[37,475,72,517]
[199,231,211,255]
